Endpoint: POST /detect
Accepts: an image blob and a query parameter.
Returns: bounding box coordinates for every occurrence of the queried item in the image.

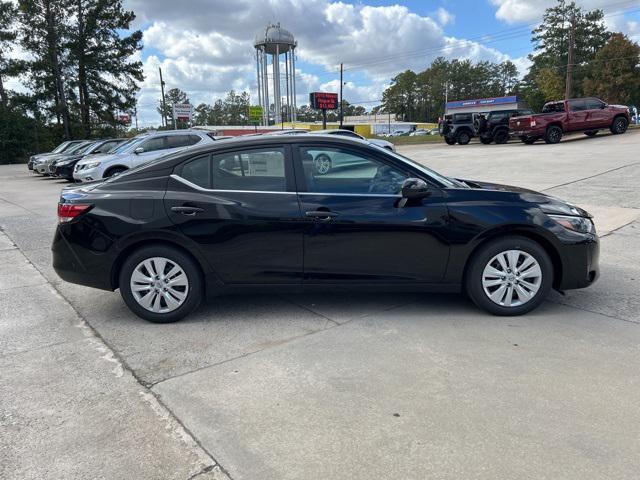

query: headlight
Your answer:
[549,214,595,234]
[83,162,101,169]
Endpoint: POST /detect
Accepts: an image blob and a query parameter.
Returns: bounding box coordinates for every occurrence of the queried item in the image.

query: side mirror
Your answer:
[600,103,607,109]
[134,147,144,154]
[401,178,430,199]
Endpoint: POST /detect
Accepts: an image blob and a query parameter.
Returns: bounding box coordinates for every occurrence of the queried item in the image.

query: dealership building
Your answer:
[445,95,530,115]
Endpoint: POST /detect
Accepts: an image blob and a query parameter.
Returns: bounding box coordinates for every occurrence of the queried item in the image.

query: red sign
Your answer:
[309,92,339,110]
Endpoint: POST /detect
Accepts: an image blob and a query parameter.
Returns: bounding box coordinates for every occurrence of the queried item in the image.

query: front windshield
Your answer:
[74,142,98,155]
[111,135,148,154]
[65,142,92,154]
[373,145,460,188]
[52,142,70,153]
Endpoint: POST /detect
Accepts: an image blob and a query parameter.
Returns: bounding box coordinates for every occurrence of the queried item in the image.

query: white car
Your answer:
[311,129,395,151]
[409,129,428,136]
[73,130,217,182]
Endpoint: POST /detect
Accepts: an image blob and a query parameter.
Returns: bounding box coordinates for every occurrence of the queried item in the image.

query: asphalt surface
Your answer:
[1,130,639,479]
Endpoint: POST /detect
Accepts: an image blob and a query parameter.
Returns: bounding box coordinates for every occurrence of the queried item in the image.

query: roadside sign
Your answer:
[309,92,338,110]
[249,105,263,123]
[172,103,193,121]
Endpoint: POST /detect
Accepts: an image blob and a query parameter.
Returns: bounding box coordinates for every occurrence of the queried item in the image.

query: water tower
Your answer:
[254,23,297,125]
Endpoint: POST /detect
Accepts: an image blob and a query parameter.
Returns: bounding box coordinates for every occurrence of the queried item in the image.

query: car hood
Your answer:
[459,178,591,217]
[75,152,120,166]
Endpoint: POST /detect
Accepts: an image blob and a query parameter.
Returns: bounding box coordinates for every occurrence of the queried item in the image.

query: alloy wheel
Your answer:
[481,249,542,307]
[314,154,331,175]
[130,257,189,313]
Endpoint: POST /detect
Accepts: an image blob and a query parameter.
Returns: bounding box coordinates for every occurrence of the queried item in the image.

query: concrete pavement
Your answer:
[1,129,640,479]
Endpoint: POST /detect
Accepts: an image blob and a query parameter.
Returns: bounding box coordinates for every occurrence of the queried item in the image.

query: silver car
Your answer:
[28,140,86,170]
[33,141,94,175]
[73,130,218,182]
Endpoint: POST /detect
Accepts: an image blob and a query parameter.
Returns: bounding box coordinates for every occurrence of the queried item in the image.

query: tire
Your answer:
[494,129,509,144]
[610,116,628,134]
[584,130,598,137]
[104,166,127,178]
[119,245,203,323]
[457,131,471,145]
[544,125,562,144]
[444,136,456,145]
[314,154,332,175]
[520,136,537,145]
[479,136,493,145]
[465,236,553,316]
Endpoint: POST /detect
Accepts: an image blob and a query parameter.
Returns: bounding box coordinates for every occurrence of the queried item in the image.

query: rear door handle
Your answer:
[171,206,204,215]
[305,210,338,221]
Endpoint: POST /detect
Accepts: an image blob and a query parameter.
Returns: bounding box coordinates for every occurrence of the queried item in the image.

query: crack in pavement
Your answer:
[542,161,640,192]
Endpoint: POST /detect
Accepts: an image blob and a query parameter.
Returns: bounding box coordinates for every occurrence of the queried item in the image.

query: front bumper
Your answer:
[73,165,100,182]
[53,164,75,180]
[557,234,599,290]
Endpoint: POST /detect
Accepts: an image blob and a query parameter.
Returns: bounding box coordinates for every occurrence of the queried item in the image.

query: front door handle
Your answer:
[305,210,338,221]
[171,206,204,216]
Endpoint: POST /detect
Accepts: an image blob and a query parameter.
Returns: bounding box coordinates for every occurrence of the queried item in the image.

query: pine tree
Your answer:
[582,33,640,106]
[18,0,73,139]
[0,1,20,106]
[68,0,143,137]
[527,0,610,98]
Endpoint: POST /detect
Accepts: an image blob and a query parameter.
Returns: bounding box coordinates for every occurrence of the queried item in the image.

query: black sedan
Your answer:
[52,135,599,323]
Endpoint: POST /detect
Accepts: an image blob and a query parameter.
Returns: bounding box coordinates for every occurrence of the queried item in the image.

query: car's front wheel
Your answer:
[457,131,471,145]
[465,236,553,316]
[104,166,127,178]
[610,116,628,134]
[119,245,203,323]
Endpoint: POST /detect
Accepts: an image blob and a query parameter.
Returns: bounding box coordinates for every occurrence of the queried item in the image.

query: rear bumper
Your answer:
[510,128,544,137]
[52,226,114,291]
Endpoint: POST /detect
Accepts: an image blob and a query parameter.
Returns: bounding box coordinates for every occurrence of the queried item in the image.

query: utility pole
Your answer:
[134,104,138,130]
[339,63,344,128]
[565,13,576,100]
[159,67,167,128]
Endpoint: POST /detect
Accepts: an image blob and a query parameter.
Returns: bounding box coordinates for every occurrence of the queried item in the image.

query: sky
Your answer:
[9,0,640,127]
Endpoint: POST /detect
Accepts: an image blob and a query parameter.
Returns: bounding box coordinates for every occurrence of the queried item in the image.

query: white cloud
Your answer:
[123,0,537,125]
[490,0,639,27]
[435,7,455,26]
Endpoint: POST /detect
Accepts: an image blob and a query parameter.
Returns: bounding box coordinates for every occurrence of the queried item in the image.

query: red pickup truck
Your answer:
[509,97,630,144]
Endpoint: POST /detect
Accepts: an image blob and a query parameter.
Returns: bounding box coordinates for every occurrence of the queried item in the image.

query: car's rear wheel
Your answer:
[479,136,492,145]
[457,131,471,145]
[314,154,332,175]
[119,245,203,323]
[104,166,127,178]
[465,236,553,316]
[544,125,562,144]
[493,129,509,144]
[584,130,598,137]
[610,116,628,134]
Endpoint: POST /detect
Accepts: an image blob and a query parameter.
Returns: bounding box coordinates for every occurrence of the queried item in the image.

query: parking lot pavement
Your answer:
[1,130,640,479]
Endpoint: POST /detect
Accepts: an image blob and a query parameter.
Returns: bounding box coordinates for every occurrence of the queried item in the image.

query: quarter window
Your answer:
[299,147,407,195]
[212,148,286,191]
[180,154,211,189]
[167,135,201,148]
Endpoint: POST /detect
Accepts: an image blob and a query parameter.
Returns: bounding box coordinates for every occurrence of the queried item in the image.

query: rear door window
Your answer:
[212,148,287,192]
[180,154,211,188]
[141,136,167,152]
[584,99,604,110]
[568,100,587,111]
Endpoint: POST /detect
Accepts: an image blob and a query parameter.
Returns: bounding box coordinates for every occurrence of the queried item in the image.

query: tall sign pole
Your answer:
[159,67,167,128]
[565,13,575,100]
[339,63,344,128]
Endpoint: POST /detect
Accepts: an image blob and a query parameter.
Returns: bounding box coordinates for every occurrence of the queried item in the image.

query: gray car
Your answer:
[33,141,94,175]
[28,140,86,170]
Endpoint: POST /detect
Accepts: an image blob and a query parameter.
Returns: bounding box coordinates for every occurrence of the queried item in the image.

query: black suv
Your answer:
[439,112,481,145]
[477,109,534,144]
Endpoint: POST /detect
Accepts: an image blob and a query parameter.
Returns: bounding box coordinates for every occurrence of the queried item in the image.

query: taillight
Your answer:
[530,118,536,127]
[58,203,91,223]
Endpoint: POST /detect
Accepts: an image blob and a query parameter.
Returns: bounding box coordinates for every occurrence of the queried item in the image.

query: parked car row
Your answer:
[440,97,631,146]
[29,130,231,182]
[53,133,600,323]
